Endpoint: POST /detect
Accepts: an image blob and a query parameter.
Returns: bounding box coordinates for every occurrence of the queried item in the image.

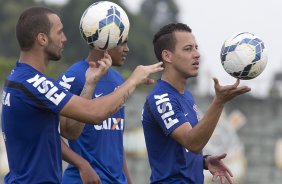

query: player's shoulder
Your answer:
[147,80,177,98]
[108,68,124,79]
[58,59,88,82]
[147,88,177,106]
[8,62,52,84]
[65,59,88,73]
[98,68,124,83]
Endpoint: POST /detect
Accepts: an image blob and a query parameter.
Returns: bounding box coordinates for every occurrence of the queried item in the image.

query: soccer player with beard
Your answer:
[1,7,162,184]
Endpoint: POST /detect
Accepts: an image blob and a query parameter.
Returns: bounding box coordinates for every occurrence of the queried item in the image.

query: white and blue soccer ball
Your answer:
[220,32,267,80]
[79,1,130,50]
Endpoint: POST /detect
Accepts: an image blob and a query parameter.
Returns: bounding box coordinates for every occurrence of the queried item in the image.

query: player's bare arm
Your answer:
[61,139,101,183]
[171,78,251,153]
[60,62,163,124]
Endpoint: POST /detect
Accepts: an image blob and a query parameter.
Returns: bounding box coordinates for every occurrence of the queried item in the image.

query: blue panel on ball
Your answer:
[96,5,124,36]
[249,39,259,46]
[87,31,99,43]
[108,6,114,15]
[107,15,114,23]
[99,19,107,30]
[239,38,251,45]
[233,63,253,79]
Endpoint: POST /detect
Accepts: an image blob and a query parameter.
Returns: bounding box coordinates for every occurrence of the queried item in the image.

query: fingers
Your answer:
[130,62,163,86]
[212,172,233,184]
[213,78,240,88]
[216,153,234,178]
[213,77,251,102]
[148,62,164,74]
[101,53,112,67]
[230,85,251,95]
[103,51,110,59]
[224,172,234,184]
[212,174,218,182]
[213,77,219,86]
[225,165,234,178]
[217,153,227,160]
[220,176,225,184]
[144,78,155,85]
[88,61,97,68]
[97,60,106,68]
[233,78,240,87]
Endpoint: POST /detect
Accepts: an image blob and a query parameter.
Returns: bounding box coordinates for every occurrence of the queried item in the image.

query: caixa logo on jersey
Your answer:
[94,118,124,130]
[154,93,179,129]
[27,74,66,105]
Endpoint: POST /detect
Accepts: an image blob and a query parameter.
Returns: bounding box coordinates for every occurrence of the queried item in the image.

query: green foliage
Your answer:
[0,0,179,75]
[0,0,53,57]
[0,57,16,83]
[46,61,71,79]
[0,57,71,84]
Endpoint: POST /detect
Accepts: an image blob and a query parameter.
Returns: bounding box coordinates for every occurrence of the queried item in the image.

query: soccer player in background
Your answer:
[141,23,251,184]
[58,39,133,183]
[1,7,163,183]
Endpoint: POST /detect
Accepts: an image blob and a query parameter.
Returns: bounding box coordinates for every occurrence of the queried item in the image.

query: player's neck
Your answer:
[19,51,48,73]
[161,71,186,94]
[86,50,104,62]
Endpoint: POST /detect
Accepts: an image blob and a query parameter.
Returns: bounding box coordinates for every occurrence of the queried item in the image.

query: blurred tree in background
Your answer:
[0,0,47,58]
[0,0,179,81]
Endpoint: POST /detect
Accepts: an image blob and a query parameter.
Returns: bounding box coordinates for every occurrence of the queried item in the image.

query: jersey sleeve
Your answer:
[57,70,84,95]
[20,74,73,113]
[146,92,189,136]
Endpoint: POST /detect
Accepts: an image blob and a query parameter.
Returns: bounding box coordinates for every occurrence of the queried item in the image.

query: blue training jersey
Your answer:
[142,80,204,184]
[58,59,127,184]
[1,62,73,184]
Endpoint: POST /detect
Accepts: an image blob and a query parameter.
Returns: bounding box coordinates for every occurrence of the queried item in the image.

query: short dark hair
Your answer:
[153,23,192,61]
[16,7,57,51]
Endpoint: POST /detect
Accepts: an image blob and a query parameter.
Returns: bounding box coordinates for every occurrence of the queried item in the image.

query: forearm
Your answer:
[60,116,85,140]
[61,63,163,124]
[61,83,96,139]
[61,138,89,169]
[62,77,137,124]
[186,98,224,152]
[123,154,132,184]
[95,78,136,119]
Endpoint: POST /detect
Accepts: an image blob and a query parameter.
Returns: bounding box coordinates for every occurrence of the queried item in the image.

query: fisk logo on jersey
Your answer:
[154,93,179,129]
[27,74,66,105]
[94,118,124,130]
[59,75,75,90]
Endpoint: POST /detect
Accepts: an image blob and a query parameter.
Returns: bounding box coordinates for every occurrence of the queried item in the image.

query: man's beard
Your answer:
[45,45,61,61]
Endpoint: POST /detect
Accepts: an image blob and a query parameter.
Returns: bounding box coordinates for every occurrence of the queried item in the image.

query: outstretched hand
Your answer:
[213,78,251,104]
[129,62,164,85]
[206,153,233,184]
[85,51,112,85]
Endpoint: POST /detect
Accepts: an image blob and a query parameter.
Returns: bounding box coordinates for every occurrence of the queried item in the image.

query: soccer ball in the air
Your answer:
[220,32,267,80]
[79,1,130,50]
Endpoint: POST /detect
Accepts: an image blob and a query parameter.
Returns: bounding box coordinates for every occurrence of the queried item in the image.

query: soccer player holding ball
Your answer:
[142,23,251,184]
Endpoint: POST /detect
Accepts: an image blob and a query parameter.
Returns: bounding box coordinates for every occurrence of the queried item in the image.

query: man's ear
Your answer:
[37,33,48,46]
[161,50,172,63]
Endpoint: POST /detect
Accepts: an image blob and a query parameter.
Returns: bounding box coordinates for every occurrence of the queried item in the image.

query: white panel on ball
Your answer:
[80,1,130,50]
[220,32,267,80]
